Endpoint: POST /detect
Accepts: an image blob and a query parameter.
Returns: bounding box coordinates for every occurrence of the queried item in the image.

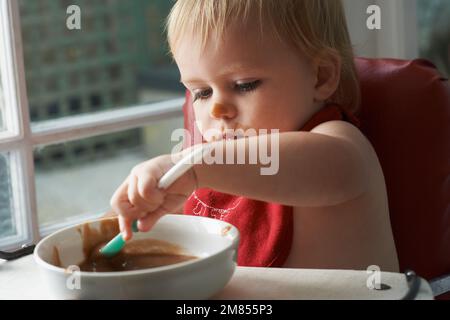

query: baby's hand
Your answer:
[110,153,197,241]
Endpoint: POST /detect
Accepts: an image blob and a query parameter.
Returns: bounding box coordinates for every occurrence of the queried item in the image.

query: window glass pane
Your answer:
[19,0,184,123]
[0,152,17,240]
[0,49,5,132]
[35,117,183,227]
[417,0,450,77]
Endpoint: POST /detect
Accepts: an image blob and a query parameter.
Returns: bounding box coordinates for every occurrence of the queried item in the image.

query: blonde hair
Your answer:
[166,0,360,112]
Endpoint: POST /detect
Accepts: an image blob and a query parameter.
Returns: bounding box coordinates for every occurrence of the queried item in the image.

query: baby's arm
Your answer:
[110,124,368,238]
[194,130,368,207]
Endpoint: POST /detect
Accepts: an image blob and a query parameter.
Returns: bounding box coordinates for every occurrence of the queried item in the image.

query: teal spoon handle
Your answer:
[99,220,138,257]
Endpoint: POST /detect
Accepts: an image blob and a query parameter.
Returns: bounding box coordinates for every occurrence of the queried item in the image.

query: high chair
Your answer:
[182,57,450,299]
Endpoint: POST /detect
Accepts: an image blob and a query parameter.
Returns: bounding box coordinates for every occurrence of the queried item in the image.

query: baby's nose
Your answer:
[210,103,237,120]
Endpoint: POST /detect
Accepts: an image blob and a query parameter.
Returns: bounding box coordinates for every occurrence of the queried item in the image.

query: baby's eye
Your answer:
[193,88,212,102]
[235,80,261,93]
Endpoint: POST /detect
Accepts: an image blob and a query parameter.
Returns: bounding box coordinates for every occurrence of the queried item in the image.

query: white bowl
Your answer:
[34,214,239,299]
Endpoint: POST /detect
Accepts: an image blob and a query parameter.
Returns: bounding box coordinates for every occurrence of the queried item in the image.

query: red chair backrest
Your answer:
[354,58,450,281]
[182,58,450,281]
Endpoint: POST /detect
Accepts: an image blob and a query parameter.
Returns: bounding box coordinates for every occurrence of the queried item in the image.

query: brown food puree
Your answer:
[52,218,197,272]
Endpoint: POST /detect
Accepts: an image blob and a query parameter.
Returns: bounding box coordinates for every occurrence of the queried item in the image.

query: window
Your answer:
[2,0,447,251]
[0,0,185,250]
[20,0,182,122]
[0,153,15,239]
[36,119,182,235]
[344,0,450,77]
[344,0,418,59]
[0,75,4,131]
[417,0,450,77]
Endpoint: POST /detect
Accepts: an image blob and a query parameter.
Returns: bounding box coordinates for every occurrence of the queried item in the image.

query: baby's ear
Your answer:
[312,50,342,102]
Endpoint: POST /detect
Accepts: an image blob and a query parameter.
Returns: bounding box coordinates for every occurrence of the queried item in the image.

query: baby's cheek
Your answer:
[246,109,281,131]
[192,107,207,128]
[192,117,215,142]
[200,128,216,142]
[193,105,211,122]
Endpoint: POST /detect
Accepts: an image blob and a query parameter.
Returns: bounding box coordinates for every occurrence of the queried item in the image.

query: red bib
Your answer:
[183,104,360,267]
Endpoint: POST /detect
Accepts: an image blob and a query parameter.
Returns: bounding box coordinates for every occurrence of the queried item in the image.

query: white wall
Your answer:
[343,0,419,59]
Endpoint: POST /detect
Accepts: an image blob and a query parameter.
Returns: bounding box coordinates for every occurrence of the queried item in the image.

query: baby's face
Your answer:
[174,18,320,141]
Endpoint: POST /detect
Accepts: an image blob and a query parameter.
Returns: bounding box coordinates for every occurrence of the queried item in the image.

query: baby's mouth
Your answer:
[222,131,245,141]
[207,131,246,142]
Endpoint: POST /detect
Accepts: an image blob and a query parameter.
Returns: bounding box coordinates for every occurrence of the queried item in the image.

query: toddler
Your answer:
[110,0,399,272]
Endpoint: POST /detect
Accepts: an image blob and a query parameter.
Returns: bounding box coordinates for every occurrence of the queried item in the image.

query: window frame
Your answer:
[0,0,183,250]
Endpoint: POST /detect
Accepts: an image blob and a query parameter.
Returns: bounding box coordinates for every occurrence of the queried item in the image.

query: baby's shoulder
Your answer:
[310,120,380,174]
[310,120,370,151]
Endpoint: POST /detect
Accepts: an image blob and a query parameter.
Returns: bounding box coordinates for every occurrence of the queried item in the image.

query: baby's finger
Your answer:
[127,174,137,205]
[118,215,133,241]
[137,170,165,206]
[110,177,128,204]
[127,174,156,214]
[110,177,142,220]
[137,208,166,232]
